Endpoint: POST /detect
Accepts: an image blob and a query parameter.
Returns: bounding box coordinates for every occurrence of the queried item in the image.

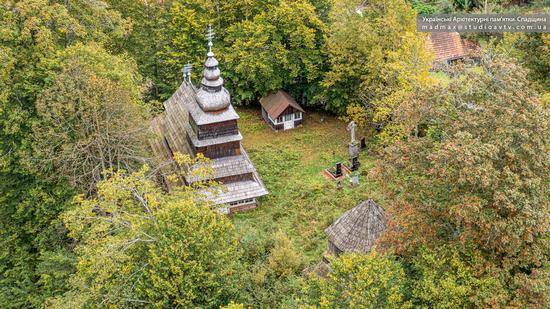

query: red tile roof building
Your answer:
[426,32,480,65]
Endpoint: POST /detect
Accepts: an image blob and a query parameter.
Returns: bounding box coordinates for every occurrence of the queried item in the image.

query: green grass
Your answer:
[429,71,452,86]
[430,66,485,86]
[233,107,383,263]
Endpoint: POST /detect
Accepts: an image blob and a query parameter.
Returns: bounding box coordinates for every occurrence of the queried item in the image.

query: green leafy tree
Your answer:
[61,0,131,46]
[31,43,150,193]
[121,0,328,104]
[322,0,431,138]
[48,164,246,307]
[376,57,549,306]
[237,230,303,307]
[411,0,437,14]
[410,246,499,308]
[267,231,304,278]
[498,33,549,90]
[158,0,217,100]
[107,0,172,104]
[217,0,278,27]
[301,252,412,308]
[222,0,327,104]
[0,1,129,306]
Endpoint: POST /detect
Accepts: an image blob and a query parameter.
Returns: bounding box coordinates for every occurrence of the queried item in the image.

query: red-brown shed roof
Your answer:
[260,90,305,120]
[426,32,466,62]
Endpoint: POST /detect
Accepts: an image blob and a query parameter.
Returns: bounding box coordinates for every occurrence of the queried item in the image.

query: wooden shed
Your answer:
[325,199,386,257]
[260,90,305,131]
[426,32,480,67]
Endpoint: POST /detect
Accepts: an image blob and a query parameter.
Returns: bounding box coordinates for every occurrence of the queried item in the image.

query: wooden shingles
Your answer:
[325,199,386,254]
[162,82,196,155]
[149,114,172,166]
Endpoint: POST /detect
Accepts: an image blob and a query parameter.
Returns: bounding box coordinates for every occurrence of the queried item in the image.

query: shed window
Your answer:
[229,198,255,206]
[294,112,302,120]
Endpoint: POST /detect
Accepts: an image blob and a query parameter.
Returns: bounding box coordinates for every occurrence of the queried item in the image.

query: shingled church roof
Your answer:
[149,25,268,208]
[325,199,386,254]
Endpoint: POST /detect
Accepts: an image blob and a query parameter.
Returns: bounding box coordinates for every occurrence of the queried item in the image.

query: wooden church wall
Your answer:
[192,141,241,159]
[197,120,239,140]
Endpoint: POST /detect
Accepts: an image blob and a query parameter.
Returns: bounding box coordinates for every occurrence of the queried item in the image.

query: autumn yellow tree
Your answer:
[322,0,432,144]
[301,252,411,308]
[376,56,549,306]
[31,43,150,194]
[48,162,246,307]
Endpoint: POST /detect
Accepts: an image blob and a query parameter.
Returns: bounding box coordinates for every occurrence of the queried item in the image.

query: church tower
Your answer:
[150,25,268,213]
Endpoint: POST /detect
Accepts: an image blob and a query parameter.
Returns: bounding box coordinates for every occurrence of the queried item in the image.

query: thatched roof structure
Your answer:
[325,199,386,255]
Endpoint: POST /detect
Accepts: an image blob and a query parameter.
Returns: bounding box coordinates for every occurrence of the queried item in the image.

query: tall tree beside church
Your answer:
[0,1,129,306]
[107,0,172,104]
[31,43,150,194]
[48,166,246,307]
[157,0,217,101]
[375,57,549,306]
[322,0,431,139]
[126,0,329,104]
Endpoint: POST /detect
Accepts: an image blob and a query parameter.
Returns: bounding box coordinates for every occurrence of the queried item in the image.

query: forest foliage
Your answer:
[0,0,548,307]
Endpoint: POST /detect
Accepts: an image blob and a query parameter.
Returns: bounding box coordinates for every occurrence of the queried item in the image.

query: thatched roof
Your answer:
[260,90,305,120]
[325,199,386,254]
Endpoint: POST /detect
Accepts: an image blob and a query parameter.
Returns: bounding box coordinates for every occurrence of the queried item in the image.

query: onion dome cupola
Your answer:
[196,25,231,112]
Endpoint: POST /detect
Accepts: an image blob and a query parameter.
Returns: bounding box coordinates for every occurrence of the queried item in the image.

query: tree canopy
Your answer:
[321,0,432,117]
[32,43,150,193]
[301,252,411,308]
[375,56,549,306]
[49,165,245,307]
[0,0,548,307]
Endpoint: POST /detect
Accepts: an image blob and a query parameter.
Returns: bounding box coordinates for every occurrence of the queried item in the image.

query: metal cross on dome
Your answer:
[206,24,215,53]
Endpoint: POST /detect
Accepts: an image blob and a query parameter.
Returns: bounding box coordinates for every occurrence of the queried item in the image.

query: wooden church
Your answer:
[149,27,268,213]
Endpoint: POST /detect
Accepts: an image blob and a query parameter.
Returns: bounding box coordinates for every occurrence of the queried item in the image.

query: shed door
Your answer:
[284,117,294,130]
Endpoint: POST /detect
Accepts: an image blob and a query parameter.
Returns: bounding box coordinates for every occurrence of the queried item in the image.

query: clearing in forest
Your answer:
[233,107,382,263]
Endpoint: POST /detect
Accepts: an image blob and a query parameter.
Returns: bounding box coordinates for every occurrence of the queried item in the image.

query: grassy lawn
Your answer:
[430,66,484,86]
[429,71,452,86]
[233,107,383,264]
